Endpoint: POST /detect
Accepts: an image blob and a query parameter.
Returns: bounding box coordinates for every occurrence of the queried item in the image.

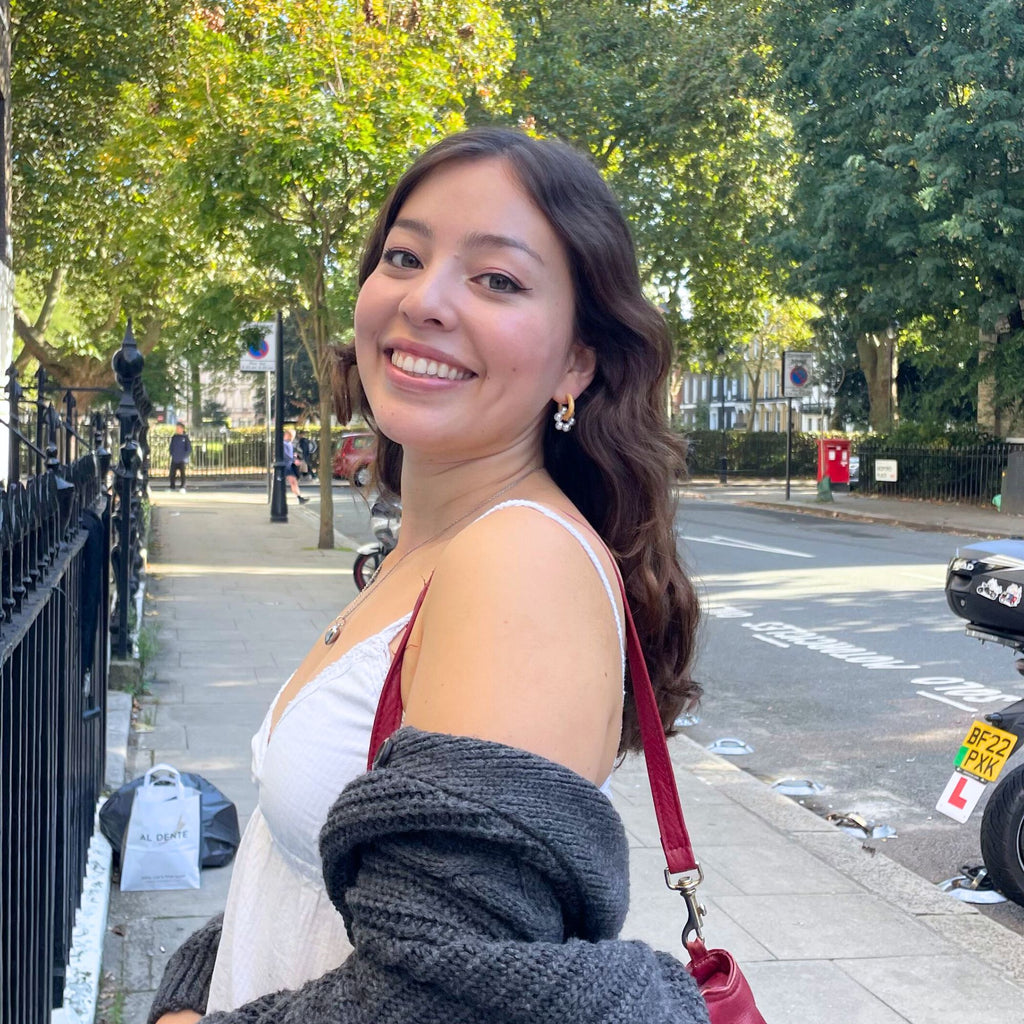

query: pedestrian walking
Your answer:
[283,429,309,504]
[297,431,316,479]
[168,423,191,492]
[149,127,707,1024]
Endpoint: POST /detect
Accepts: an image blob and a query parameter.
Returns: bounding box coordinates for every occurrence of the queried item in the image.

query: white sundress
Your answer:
[205,501,625,1012]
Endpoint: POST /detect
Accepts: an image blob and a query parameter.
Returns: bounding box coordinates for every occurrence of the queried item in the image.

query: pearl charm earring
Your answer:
[554,394,576,433]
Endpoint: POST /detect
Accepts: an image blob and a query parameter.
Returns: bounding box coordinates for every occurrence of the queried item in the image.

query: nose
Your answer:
[397,261,456,330]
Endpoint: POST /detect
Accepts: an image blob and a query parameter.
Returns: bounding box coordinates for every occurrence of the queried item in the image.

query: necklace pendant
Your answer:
[324,620,344,646]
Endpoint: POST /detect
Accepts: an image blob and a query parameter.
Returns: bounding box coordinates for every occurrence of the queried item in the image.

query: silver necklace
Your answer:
[323,466,539,646]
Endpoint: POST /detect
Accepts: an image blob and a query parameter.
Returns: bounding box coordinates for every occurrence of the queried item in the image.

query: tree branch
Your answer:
[33,266,66,335]
[14,304,62,368]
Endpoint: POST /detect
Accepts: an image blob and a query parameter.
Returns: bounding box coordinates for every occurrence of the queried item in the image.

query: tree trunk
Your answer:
[190,361,202,426]
[746,366,761,432]
[977,327,998,434]
[855,331,898,432]
[316,379,335,550]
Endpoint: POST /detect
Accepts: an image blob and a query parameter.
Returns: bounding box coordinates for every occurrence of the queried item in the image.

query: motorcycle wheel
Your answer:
[980,762,1024,907]
[353,550,383,592]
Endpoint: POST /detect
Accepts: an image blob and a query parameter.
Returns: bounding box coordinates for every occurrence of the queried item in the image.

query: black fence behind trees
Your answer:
[682,429,1017,506]
[856,439,1013,505]
[148,428,268,479]
[1,364,112,1023]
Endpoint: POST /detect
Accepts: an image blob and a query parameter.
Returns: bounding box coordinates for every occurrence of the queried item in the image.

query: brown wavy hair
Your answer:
[341,127,701,752]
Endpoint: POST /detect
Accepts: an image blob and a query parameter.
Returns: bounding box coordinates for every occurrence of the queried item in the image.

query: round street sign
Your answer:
[782,351,814,398]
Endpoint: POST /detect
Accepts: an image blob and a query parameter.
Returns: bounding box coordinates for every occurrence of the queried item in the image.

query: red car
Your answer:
[332,432,376,486]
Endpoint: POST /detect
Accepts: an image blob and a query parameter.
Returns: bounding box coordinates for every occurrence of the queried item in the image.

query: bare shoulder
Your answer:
[401,502,624,783]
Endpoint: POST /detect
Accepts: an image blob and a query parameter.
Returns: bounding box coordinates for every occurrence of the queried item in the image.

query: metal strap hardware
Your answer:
[664,863,706,945]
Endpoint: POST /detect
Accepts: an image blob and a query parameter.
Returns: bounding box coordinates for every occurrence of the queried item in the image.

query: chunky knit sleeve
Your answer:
[146,913,223,1024]
[148,730,709,1024]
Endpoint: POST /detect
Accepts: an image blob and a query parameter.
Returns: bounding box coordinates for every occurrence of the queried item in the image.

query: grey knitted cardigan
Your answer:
[149,728,710,1024]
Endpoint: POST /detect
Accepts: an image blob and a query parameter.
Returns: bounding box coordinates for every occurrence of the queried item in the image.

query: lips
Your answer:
[389,349,474,381]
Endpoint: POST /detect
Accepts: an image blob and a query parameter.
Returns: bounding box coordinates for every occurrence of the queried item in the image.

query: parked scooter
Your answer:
[353,499,400,591]
[941,540,1024,905]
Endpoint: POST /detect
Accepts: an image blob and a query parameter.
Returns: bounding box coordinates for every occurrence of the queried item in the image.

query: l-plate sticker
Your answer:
[936,770,986,823]
[741,621,920,670]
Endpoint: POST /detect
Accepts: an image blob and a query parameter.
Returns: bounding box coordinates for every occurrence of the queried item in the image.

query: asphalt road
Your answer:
[678,497,1024,933]
[329,483,1024,931]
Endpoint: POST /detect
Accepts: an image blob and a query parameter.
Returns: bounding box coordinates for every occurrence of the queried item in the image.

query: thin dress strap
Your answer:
[472,499,625,668]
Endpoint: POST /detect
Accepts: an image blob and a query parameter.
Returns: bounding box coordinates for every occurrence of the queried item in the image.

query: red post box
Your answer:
[817,438,851,489]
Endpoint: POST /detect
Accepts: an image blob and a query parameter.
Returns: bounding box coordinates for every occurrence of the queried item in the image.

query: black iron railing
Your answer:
[0,415,111,1022]
[856,440,1013,504]
[110,320,151,660]
[148,428,268,478]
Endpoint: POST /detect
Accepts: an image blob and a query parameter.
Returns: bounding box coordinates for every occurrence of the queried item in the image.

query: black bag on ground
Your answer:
[101,769,241,869]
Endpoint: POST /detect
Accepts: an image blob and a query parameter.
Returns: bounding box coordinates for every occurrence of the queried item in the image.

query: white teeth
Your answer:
[389,350,472,380]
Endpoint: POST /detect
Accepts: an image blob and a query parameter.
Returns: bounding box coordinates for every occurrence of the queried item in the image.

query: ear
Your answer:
[555,341,597,402]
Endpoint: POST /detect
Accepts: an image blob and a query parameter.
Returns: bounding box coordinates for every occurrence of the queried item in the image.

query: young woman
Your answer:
[150,127,705,1024]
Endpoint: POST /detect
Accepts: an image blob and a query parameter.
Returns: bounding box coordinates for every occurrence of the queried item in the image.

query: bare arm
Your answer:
[402,507,623,784]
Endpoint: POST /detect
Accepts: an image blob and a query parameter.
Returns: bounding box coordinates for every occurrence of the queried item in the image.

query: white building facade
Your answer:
[674,367,832,434]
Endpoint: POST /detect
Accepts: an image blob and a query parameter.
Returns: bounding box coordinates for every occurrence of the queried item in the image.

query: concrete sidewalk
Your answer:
[680,476,1024,539]
[100,487,1024,1024]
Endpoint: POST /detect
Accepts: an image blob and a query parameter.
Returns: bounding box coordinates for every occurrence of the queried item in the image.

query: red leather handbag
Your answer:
[368,574,767,1024]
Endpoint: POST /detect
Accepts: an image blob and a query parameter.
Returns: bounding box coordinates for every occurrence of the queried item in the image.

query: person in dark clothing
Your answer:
[169,423,192,491]
[297,432,316,478]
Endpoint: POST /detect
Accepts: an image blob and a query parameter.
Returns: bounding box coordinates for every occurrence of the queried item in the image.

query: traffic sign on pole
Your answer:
[782,351,814,399]
[239,322,275,373]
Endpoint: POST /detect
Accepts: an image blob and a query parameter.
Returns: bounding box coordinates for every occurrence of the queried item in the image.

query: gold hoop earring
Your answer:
[554,394,576,433]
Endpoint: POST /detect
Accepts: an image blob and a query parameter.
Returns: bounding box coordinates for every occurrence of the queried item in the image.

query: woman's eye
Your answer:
[382,248,421,270]
[479,272,522,293]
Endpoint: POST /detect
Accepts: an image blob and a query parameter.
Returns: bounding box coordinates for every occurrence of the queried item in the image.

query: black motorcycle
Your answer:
[943,540,1024,905]
[353,500,400,591]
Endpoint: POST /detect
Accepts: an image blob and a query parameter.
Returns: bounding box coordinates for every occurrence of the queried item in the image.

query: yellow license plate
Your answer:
[955,720,1018,783]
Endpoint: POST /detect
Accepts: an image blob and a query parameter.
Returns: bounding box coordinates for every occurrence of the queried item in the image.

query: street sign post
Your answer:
[782,351,815,500]
[240,322,275,498]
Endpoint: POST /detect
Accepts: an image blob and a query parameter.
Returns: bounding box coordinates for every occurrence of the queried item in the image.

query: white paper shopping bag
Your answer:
[120,764,202,891]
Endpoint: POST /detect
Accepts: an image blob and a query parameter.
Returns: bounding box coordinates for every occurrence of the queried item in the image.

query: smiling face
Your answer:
[354,157,595,466]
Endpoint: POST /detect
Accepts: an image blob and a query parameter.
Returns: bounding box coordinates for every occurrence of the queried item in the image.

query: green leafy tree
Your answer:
[768,0,1024,433]
[10,0,197,391]
[496,0,797,371]
[140,0,513,546]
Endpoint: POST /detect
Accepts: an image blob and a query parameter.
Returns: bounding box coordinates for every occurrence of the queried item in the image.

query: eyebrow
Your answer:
[391,217,545,265]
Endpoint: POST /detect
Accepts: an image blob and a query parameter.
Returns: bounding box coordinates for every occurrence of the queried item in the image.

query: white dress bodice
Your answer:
[205,501,623,1012]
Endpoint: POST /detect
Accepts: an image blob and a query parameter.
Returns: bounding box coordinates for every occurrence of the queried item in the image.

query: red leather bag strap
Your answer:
[364,565,700,877]
[366,577,431,771]
[613,573,699,874]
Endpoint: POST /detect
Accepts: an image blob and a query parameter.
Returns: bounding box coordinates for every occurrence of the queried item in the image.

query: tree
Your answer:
[10,0,196,393]
[496,0,798,371]
[768,0,1024,433]
[141,1,513,547]
[737,296,819,430]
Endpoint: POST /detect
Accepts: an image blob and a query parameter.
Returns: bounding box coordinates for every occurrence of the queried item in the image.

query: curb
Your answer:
[53,822,113,1024]
[671,731,1024,987]
[57,690,133,1024]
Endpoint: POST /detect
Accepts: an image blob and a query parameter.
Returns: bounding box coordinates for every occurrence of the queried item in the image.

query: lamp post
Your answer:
[717,346,728,485]
[270,310,288,523]
[885,321,899,430]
